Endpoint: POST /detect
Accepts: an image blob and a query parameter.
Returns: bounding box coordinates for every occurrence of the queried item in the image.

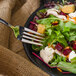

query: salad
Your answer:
[29,1,76,74]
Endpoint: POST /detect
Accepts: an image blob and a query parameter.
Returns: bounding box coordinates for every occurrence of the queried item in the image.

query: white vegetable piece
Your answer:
[69,18,75,23]
[47,9,58,16]
[47,9,67,20]
[69,11,76,18]
[40,46,54,63]
[69,51,76,61]
[57,15,67,20]
[49,8,60,13]
[54,49,66,57]
[40,46,66,63]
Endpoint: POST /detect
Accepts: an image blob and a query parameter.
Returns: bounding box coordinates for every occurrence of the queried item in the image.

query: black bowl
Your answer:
[20,5,76,76]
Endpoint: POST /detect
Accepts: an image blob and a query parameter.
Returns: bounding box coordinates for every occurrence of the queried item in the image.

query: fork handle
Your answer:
[0,18,11,27]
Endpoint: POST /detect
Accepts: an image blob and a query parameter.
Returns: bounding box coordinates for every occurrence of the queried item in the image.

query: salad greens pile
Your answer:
[36,15,76,49]
[36,14,76,73]
[31,6,76,73]
[49,54,66,66]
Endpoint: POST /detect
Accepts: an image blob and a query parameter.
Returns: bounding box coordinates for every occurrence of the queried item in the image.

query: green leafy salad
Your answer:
[29,1,76,74]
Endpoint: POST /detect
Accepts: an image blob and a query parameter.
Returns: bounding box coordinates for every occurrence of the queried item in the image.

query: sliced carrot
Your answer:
[72,17,76,21]
[54,21,59,23]
[67,15,69,20]
[52,21,59,26]
[48,43,50,47]
[51,45,55,49]
[66,15,76,24]
[64,21,68,23]
[65,46,71,49]
[66,55,69,59]
[72,17,76,24]
[57,68,63,72]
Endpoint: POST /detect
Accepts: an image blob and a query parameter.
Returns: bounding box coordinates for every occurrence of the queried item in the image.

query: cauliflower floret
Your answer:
[69,51,76,61]
[40,46,66,63]
[40,46,54,63]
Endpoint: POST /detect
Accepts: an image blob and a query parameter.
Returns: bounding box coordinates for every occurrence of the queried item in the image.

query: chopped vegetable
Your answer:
[73,42,76,50]
[61,4,75,13]
[49,54,66,66]
[71,57,76,64]
[40,46,54,63]
[11,26,19,38]
[37,24,45,34]
[57,62,76,74]
[57,68,63,72]
[63,47,72,56]
[69,51,76,61]
[55,43,64,52]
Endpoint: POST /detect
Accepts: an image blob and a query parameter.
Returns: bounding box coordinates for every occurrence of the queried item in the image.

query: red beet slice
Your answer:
[33,26,37,32]
[73,43,76,50]
[39,12,47,19]
[29,24,34,30]
[55,43,64,52]
[63,47,72,56]
[34,16,39,20]
[60,11,67,16]
[52,22,58,26]
[33,16,39,22]
[30,21,37,25]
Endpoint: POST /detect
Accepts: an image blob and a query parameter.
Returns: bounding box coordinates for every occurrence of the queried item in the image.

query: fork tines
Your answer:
[21,27,44,46]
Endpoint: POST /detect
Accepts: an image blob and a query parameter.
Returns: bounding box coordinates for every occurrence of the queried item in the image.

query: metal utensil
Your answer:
[0,18,43,46]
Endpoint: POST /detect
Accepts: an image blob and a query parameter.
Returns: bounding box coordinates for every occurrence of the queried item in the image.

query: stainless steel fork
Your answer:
[0,18,43,46]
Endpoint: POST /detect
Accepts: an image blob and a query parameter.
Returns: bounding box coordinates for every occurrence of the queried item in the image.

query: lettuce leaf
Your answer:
[71,57,76,64]
[35,15,76,49]
[57,62,76,74]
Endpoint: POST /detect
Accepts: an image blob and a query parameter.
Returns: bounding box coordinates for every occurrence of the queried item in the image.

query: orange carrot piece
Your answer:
[51,45,55,49]
[72,17,76,21]
[66,55,69,59]
[48,43,50,47]
[67,15,69,20]
[57,68,63,72]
